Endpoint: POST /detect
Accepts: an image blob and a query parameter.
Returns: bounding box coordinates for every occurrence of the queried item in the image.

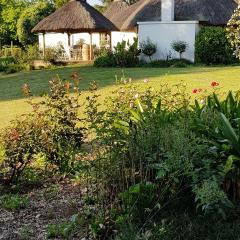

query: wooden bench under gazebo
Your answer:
[32,0,117,61]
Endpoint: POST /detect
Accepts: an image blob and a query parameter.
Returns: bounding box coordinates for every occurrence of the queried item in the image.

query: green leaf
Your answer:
[220,113,240,154]
[129,110,141,122]
[135,99,144,113]
[0,145,6,165]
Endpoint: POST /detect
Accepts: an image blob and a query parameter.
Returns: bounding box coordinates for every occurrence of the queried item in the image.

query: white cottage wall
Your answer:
[111,32,137,48]
[39,32,136,51]
[39,33,100,49]
[138,21,200,62]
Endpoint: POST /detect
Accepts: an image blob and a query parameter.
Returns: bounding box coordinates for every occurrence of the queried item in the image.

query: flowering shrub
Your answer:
[82,77,240,239]
[0,73,84,183]
[0,114,44,183]
[226,6,240,59]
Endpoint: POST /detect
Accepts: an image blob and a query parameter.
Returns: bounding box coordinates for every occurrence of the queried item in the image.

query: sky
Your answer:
[88,0,102,5]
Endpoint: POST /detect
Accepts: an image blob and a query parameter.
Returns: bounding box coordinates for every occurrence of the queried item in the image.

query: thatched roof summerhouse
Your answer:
[32,0,117,59]
[32,0,117,33]
[104,0,238,31]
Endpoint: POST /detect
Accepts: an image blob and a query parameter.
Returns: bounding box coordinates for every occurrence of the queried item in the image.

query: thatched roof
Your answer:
[104,0,238,31]
[32,0,117,33]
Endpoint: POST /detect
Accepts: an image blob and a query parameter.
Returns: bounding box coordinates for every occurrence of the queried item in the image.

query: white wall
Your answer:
[111,31,137,49]
[138,21,200,62]
[39,32,137,51]
[39,33,100,49]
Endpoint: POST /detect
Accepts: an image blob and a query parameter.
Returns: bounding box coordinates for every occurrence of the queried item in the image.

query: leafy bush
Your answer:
[0,115,44,183]
[114,38,141,67]
[93,51,116,67]
[0,73,84,183]
[17,45,40,64]
[0,57,16,72]
[143,58,192,68]
[226,6,240,59]
[82,78,240,239]
[94,38,140,67]
[171,40,188,59]
[0,47,22,59]
[4,64,24,74]
[195,27,236,64]
[140,38,157,61]
[39,75,84,173]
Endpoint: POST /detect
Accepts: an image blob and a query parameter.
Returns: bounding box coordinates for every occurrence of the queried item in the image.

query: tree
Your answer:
[17,1,54,46]
[52,0,68,8]
[226,6,240,59]
[95,0,139,13]
[171,41,188,59]
[0,0,27,45]
[140,38,157,61]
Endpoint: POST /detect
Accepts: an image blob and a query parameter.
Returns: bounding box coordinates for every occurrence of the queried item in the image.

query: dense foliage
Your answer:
[17,1,54,46]
[0,0,27,45]
[94,38,141,67]
[0,0,65,46]
[140,38,157,61]
[226,6,240,60]
[0,73,83,183]
[82,79,240,239]
[171,40,188,59]
[1,72,240,238]
[195,27,236,65]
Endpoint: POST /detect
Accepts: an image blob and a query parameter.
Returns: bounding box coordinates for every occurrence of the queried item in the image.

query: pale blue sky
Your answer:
[88,0,102,5]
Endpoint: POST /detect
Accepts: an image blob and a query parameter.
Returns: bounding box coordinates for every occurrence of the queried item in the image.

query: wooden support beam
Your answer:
[89,33,93,60]
[67,33,71,47]
[43,33,46,59]
[109,32,112,51]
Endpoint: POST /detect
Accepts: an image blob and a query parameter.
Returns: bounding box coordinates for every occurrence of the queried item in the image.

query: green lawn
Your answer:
[0,65,240,128]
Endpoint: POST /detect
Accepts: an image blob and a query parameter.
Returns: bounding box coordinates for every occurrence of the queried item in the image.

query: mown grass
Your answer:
[0,64,240,128]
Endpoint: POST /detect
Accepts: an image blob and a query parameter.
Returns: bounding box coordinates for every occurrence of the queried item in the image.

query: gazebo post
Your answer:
[89,32,93,60]
[67,33,71,47]
[42,33,46,59]
[109,32,112,51]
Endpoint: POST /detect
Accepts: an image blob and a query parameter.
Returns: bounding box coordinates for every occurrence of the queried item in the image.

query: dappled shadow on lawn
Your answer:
[0,65,240,101]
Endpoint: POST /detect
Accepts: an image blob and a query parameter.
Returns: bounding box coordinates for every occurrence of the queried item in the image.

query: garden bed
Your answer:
[0,180,83,240]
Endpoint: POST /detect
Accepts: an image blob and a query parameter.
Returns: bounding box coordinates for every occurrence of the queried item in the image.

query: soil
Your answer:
[0,180,83,240]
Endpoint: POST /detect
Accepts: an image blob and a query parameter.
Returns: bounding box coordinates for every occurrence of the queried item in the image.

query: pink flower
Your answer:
[143,78,149,83]
[64,81,71,90]
[211,81,219,87]
[10,129,20,141]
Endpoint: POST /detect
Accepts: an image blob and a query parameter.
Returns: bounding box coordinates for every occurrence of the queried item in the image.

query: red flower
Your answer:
[192,89,198,94]
[211,81,219,87]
